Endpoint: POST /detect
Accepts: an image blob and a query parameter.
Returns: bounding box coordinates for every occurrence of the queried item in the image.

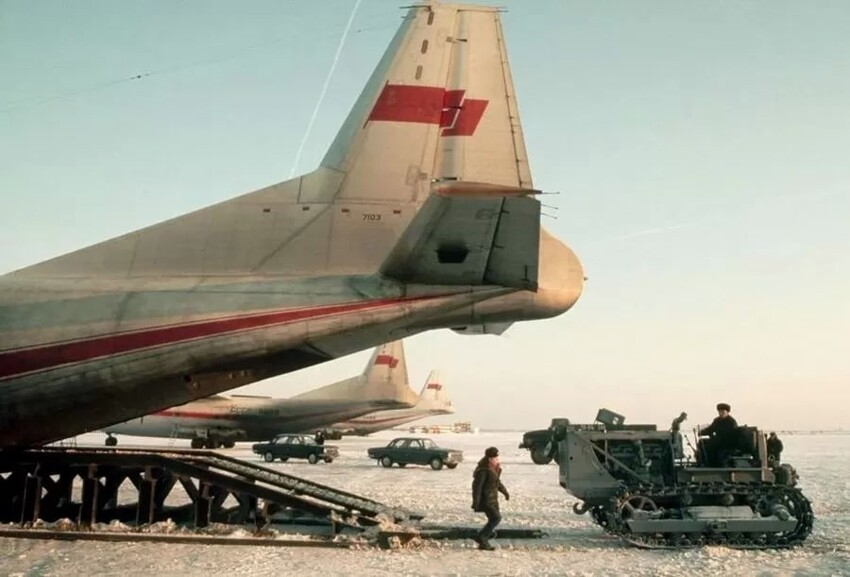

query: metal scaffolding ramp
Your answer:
[0,447,422,532]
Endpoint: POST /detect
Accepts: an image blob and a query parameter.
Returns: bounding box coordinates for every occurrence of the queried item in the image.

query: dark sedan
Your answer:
[252,434,339,464]
[367,437,462,470]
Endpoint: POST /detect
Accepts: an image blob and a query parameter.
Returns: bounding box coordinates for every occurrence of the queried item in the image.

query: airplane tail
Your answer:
[417,370,454,413]
[15,3,538,282]
[292,340,417,407]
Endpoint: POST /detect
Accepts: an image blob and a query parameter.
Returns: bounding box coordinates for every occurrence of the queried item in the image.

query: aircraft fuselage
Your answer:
[0,256,581,446]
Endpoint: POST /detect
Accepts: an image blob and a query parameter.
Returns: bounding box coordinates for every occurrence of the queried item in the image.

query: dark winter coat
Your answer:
[471,458,508,512]
[702,415,739,445]
[767,436,784,459]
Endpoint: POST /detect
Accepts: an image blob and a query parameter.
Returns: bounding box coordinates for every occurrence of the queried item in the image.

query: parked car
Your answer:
[252,434,339,464]
[367,437,462,470]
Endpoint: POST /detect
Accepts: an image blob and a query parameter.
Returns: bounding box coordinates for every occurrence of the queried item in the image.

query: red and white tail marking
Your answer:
[366,84,488,137]
[374,353,400,369]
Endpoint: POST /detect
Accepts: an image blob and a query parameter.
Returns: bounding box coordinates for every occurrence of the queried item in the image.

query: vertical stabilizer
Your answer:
[363,340,408,389]
[418,370,453,411]
[291,341,415,406]
[14,2,534,278]
[320,2,533,203]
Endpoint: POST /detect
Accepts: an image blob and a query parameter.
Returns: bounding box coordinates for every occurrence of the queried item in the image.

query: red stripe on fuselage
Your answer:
[154,410,239,421]
[0,295,447,381]
[155,407,358,423]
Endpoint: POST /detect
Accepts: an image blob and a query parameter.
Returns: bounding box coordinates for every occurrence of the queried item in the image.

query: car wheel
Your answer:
[446,463,458,469]
[380,456,393,468]
[191,438,204,449]
[278,457,288,462]
[224,441,236,449]
[430,457,443,471]
[264,452,275,463]
[308,453,319,464]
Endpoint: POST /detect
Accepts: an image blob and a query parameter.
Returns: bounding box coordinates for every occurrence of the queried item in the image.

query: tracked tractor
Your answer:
[556,409,813,549]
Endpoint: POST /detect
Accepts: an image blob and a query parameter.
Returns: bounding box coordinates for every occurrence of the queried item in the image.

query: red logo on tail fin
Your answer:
[426,383,442,390]
[440,90,488,137]
[367,84,488,137]
[375,354,399,368]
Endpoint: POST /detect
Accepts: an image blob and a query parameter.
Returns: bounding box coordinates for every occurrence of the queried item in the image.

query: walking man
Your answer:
[471,446,509,550]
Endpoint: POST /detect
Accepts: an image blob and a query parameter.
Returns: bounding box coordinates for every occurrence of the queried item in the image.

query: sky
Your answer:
[1,1,849,431]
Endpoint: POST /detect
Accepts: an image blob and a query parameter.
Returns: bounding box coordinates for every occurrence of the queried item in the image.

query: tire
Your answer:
[278,457,288,462]
[105,436,118,447]
[380,456,393,468]
[224,441,236,449]
[446,463,458,470]
[191,438,204,449]
[308,453,319,464]
[324,458,334,464]
[530,445,554,465]
[430,457,444,471]
[264,452,275,463]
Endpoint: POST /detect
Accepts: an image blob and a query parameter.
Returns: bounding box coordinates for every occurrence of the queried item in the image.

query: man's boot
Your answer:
[478,538,495,551]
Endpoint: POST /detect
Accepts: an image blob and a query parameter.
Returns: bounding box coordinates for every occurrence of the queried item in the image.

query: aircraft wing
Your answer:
[380,187,540,290]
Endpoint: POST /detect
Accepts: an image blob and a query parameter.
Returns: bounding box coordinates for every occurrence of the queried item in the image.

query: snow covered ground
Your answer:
[2,431,848,576]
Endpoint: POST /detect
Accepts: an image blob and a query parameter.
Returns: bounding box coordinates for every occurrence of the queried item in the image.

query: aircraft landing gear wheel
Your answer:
[324,457,334,464]
[191,438,204,449]
[224,441,235,449]
[430,457,444,471]
[308,453,319,464]
[446,463,458,469]
[105,435,118,447]
[380,456,393,468]
[264,452,275,463]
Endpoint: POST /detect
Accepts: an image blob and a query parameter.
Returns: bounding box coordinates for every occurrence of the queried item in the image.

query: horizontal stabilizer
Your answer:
[380,191,540,289]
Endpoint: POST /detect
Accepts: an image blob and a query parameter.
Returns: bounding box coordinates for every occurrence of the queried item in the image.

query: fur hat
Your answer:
[716,403,731,412]
[484,447,499,458]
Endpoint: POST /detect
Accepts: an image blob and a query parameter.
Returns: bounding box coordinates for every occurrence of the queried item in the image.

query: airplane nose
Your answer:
[530,229,584,318]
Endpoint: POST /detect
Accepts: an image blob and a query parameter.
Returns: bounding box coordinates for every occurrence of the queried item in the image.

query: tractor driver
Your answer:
[701,403,739,466]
